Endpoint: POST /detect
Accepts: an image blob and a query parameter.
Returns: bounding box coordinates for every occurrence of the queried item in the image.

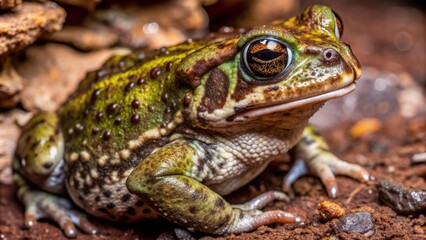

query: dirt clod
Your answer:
[0,0,21,10]
[377,180,426,214]
[318,200,345,221]
[349,118,382,139]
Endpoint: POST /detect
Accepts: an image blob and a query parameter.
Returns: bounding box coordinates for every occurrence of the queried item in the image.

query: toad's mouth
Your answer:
[228,83,356,122]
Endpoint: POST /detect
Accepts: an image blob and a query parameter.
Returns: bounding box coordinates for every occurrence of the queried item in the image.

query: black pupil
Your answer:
[245,39,288,78]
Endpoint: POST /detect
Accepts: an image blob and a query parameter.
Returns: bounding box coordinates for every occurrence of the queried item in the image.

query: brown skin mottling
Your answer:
[230,77,256,102]
[176,40,238,89]
[201,68,230,113]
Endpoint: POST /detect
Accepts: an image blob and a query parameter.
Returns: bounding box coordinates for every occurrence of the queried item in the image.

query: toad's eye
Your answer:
[332,10,344,39]
[241,38,292,81]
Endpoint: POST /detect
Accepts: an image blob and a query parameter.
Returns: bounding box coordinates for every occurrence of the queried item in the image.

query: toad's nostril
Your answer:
[322,48,340,65]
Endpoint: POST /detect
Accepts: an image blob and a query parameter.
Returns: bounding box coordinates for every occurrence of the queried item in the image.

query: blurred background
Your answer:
[0,0,424,239]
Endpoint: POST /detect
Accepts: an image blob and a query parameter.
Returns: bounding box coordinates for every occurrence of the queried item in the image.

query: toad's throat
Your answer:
[229,83,356,122]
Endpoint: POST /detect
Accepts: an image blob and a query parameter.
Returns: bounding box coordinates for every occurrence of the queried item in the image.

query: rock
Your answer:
[45,25,118,51]
[0,109,31,184]
[333,212,375,234]
[412,152,426,164]
[413,225,424,235]
[55,0,100,11]
[377,180,426,214]
[239,0,298,26]
[94,0,208,49]
[173,228,196,240]
[0,57,22,108]
[0,0,21,10]
[156,228,196,240]
[16,44,116,111]
[157,231,175,240]
[0,2,66,56]
[397,72,425,118]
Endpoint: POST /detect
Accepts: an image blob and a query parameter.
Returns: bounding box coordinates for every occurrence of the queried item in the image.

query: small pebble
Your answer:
[333,212,375,234]
[318,200,346,221]
[413,225,424,235]
[156,228,196,240]
[349,118,382,138]
[174,228,196,240]
[328,235,339,240]
[412,152,426,163]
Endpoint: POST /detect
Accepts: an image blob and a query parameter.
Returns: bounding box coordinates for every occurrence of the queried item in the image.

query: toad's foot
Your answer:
[232,190,290,211]
[283,126,369,198]
[16,176,97,238]
[283,156,369,197]
[224,190,301,233]
[217,206,299,234]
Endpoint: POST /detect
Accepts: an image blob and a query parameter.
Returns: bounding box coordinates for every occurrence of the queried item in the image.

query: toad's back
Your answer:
[57,41,204,220]
[59,44,195,159]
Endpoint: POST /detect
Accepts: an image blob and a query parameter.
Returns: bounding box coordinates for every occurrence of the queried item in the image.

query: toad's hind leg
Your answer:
[127,139,299,235]
[13,112,97,238]
[283,125,370,198]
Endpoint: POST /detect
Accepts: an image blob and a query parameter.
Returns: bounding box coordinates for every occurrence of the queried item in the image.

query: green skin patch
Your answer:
[126,140,234,233]
[13,5,369,237]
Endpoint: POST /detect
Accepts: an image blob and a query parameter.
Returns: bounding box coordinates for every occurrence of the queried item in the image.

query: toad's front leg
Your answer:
[283,125,370,197]
[126,139,298,234]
